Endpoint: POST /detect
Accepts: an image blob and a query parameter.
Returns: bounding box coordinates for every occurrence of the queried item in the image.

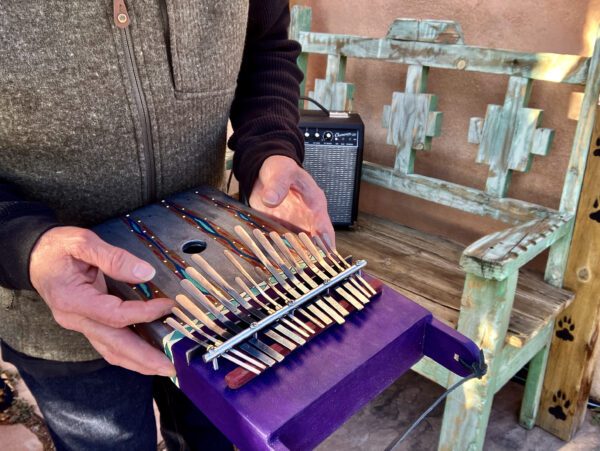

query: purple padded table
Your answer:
[94,187,481,451]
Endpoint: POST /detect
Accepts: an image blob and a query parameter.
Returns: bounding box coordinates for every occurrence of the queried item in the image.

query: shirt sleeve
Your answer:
[0,183,59,290]
[227,0,305,200]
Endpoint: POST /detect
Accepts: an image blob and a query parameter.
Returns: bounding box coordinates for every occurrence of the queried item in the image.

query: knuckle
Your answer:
[52,311,73,329]
[107,248,130,273]
[66,230,95,257]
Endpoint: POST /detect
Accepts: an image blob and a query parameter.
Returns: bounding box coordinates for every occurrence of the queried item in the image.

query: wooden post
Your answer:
[439,271,518,450]
[289,5,312,103]
[537,104,600,439]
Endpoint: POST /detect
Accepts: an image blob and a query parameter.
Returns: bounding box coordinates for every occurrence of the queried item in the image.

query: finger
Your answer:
[68,231,156,283]
[61,288,174,328]
[259,161,296,208]
[291,170,328,213]
[292,171,335,246]
[313,216,336,250]
[84,323,175,376]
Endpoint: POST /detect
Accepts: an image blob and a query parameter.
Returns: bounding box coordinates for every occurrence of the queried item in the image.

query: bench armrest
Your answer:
[460,213,573,280]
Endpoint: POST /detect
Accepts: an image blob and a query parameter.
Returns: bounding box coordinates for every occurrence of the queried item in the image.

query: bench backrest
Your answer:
[289,5,600,287]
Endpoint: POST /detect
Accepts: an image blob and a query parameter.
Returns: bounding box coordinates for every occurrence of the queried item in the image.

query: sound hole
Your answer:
[181,240,207,254]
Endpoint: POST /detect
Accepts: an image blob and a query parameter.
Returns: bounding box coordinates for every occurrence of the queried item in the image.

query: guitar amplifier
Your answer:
[299,109,364,227]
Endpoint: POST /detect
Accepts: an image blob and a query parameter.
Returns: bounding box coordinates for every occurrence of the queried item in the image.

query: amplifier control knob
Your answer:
[314,132,320,138]
[324,131,333,141]
[304,131,310,138]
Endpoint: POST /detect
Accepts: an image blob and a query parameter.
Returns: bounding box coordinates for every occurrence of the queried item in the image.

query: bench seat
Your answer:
[337,214,575,349]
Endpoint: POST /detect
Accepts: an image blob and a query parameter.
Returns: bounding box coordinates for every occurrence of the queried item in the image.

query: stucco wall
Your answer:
[293,0,600,397]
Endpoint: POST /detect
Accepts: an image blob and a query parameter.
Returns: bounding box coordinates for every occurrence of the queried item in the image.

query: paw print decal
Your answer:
[556,316,575,341]
[548,390,571,421]
[591,198,600,223]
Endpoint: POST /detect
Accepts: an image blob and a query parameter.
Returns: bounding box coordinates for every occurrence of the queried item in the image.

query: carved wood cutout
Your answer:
[307,54,354,111]
[468,76,555,197]
[382,65,443,174]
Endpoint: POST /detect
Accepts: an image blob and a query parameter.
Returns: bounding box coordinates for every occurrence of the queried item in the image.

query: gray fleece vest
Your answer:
[0,0,248,361]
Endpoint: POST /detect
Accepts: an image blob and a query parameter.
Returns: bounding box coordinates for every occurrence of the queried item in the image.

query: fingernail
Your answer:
[262,189,280,205]
[159,366,176,377]
[133,263,156,281]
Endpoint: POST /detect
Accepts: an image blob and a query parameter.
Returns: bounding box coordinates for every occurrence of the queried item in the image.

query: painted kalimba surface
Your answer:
[94,186,482,450]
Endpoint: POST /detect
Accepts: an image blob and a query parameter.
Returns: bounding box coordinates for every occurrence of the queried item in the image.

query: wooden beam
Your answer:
[460,215,573,281]
[289,5,312,102]
[297,31,591,85]
[362,161,562,224]
[536,104,600,440]
[545,27,600,288]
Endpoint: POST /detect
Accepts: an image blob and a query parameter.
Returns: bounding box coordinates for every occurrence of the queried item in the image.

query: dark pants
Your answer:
[1,342,232,451]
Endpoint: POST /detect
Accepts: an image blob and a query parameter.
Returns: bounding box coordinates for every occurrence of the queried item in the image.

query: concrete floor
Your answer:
[318,371,600,450]
[3,356,600,450]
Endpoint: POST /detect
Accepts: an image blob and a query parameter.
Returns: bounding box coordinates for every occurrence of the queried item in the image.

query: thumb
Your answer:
[259,160,295,208]
[69,231,156,284]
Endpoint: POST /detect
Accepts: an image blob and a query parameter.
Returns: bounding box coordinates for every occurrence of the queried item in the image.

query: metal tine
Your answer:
[254,230,345,325]
[284,233,364,311]
[179,281,283,364]
[252,229,309,294]
[235,224,329,328]
[191,255,272,319]
[191,255,305,345]
[312,235,372,299]
[223,250,315,335]
[269,232,350,318]
[172,306,266,370]
[313,235,377,297]
[298,233,371,306]
[235,277,309,339]
[180,279,228,325]
[186,267,298,353]
[187,260,305,347]
[258,268,328,329]
[255,266,333,329]
[233,226,303,299]
[165,317,261,375]
[298,232,337,277]
[269,231,318,289]
[175,294,276,367]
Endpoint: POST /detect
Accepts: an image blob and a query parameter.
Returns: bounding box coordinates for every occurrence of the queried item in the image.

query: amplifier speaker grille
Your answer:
[303,144,358,225]
[299,110,364,227]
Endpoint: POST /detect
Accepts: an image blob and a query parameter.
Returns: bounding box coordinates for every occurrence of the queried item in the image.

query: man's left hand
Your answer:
[249,155,335,247]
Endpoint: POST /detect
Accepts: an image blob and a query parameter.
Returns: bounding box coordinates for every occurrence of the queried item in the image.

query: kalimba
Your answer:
[94,186,483,450]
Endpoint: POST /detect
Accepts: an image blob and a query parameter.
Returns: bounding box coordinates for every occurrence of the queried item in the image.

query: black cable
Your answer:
[299,96,330,115]
[384,350,487,451]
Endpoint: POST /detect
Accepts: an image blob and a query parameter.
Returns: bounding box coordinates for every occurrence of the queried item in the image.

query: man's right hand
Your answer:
[29,226,175,377]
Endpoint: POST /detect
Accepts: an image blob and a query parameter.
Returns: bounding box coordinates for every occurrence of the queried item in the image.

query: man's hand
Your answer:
[249,155,335,247]
[29,226,175,376]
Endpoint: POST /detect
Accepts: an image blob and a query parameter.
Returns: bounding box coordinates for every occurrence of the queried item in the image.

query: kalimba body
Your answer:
[94,186,481,451]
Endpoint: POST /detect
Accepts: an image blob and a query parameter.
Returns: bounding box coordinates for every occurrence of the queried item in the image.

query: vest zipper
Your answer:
[114,0,157,203]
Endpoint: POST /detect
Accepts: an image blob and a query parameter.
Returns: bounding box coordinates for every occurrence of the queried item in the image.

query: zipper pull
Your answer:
[114,0,130,28]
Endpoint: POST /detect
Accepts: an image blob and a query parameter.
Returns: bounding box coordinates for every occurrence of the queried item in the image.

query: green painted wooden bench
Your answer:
[289,6,600,450]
